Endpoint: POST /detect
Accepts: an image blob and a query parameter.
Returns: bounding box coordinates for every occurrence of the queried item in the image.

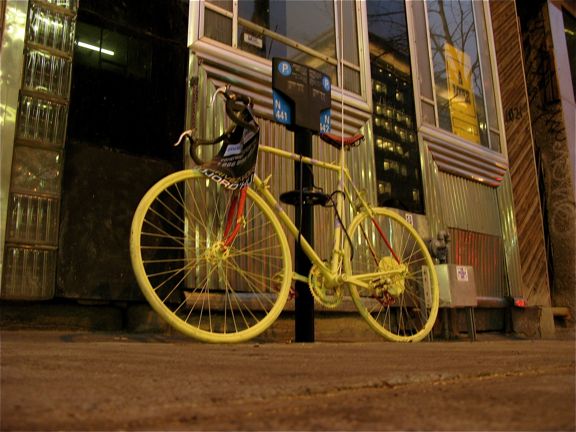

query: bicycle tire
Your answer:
[344,207,439,342]
[130,170,292,343]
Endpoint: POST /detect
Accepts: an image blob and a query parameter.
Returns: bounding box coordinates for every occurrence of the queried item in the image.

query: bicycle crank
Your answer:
[308,265,343,308]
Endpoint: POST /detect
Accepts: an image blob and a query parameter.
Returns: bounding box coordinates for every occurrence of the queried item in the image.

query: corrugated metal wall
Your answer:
[188,53,376,268]
[448,228,506,298]
[437,172,501,236]
[420,140,509,299]
[497,173,524,298]
[312,122,375,262]
[436,171,507,297]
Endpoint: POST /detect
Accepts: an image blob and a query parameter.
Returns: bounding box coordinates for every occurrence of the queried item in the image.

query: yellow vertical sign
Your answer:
[444,43,480,144]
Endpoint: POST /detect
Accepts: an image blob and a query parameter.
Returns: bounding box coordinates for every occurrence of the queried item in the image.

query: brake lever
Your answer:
[210,84,231,107]
[173,129,194,147]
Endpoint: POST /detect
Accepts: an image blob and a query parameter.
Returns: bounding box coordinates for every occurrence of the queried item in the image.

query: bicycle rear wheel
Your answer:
[344,208,439,342]
[130,170,291,343]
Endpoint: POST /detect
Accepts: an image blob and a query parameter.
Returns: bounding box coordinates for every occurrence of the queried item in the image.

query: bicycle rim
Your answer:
[345,208,439,342]
[130,170,291,343]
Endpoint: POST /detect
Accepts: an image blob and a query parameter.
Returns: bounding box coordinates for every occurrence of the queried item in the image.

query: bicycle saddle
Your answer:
[320,132,364,150]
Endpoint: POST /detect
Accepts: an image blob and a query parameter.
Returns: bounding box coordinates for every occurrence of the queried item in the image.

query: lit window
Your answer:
[422,0,500,150]
[368,0,425,213]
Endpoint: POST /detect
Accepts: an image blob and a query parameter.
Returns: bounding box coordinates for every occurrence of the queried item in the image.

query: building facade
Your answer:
[1,0,574,335]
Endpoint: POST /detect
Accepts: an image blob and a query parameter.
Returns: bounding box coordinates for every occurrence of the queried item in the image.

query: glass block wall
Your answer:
[2,0,77,299]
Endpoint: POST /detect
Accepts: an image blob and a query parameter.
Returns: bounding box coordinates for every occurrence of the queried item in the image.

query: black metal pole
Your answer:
[294,127,314,342]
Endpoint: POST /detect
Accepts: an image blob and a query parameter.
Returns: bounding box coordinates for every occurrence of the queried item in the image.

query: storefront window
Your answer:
[368,0,424,213]
[206,0,231,11]
[238,1,337,80]
[426,0,500,150]
[203,1,362,95]
[204,8,232,45]
[239,1,336,59]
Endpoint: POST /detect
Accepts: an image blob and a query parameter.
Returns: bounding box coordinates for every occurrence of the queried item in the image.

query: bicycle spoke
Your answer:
[131,171,290,342]
[346,208,439,342]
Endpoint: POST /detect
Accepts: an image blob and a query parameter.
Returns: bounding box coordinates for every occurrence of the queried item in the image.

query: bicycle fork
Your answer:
[222,187,248,247]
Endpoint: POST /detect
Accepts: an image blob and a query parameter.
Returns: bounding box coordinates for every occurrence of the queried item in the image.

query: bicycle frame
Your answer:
[253,142,376,290]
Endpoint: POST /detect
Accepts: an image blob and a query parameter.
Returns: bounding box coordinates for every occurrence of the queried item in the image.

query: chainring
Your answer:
[308,264,343,308]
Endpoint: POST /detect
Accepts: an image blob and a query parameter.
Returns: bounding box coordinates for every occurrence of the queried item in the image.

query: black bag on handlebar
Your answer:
[198,104,260,191]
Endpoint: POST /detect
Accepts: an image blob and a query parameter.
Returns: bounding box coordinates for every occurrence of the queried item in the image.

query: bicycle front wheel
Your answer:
[130,170,292,343]
[344,208,439,342]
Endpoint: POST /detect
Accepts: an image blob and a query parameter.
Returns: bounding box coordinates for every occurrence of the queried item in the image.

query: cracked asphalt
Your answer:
[1,331,574,431]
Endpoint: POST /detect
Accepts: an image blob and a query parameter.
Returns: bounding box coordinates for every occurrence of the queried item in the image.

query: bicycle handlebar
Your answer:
[176,85,364,164]
[213,85,258,133]
[226,88,251,106]
[211,85,251,105]
[174,86,258,165]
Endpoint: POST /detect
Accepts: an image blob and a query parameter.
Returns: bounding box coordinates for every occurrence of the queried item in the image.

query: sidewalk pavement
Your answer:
[1,330,575,431]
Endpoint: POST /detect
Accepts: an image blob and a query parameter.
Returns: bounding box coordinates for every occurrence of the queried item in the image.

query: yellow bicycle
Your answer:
[130,87,439,343]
